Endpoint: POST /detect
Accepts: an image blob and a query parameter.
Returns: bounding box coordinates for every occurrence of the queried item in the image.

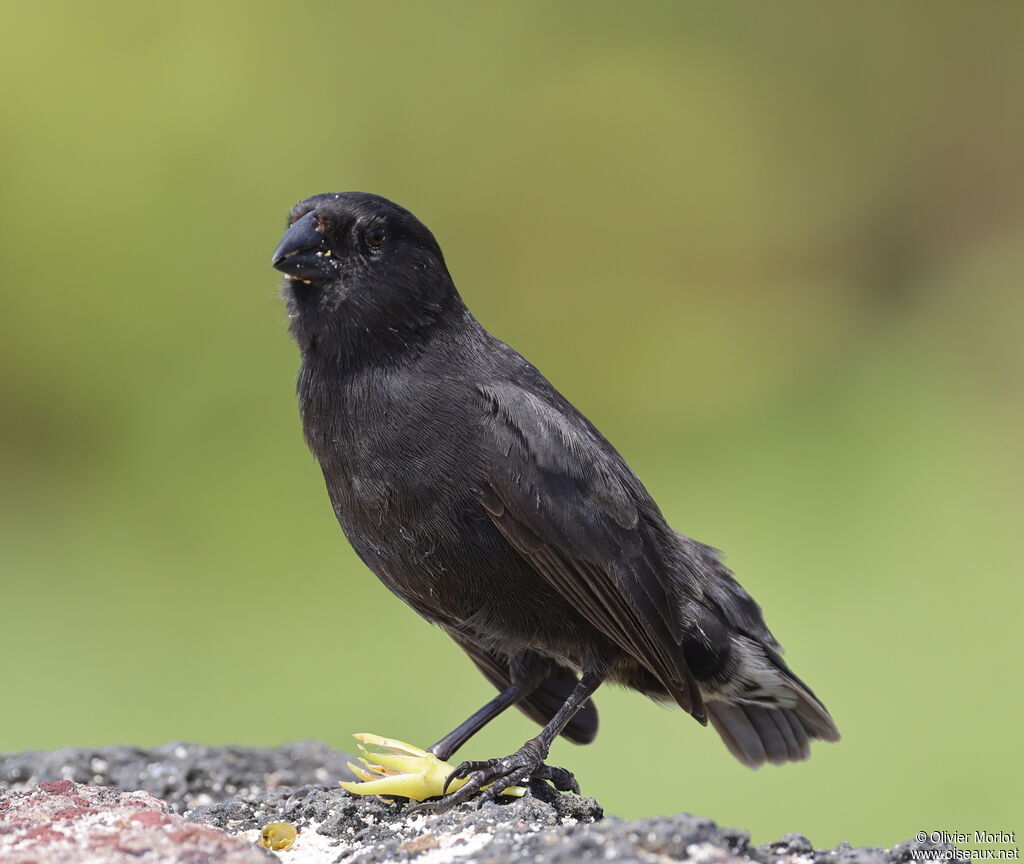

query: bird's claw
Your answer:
[409,740,578,814]
[532,763,580,793]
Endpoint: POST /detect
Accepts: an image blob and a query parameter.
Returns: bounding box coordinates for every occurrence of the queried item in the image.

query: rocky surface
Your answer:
[0,741,355,814]
[0,743,962,863]
[0,779,272,864]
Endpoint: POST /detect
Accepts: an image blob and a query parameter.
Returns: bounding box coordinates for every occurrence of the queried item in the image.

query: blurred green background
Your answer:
[2,0,1022,851]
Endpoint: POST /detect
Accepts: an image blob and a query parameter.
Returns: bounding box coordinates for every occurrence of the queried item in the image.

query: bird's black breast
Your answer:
[297,349,580,653]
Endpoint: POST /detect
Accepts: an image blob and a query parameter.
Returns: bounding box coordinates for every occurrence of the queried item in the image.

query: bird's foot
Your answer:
[339,733,527,804]
[408,738,578,814]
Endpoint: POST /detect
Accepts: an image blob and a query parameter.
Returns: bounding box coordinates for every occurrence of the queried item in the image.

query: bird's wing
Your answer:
[447,631,598,744]
[476,381,706,722]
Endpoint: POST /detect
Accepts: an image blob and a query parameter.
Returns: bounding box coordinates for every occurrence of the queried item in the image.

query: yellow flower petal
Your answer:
[361,751,436,774]
[338,733,527,802]
[352,733,429,757]
[346,761,380,783]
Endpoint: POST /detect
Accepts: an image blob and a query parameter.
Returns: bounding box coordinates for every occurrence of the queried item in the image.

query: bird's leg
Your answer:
[427,684,522,762]
[410,670,603,813]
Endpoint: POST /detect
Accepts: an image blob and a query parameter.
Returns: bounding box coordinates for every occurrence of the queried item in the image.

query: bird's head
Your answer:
[272,192,460,359]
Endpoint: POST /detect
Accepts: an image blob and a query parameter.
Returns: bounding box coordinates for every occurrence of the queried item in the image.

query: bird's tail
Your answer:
[703,637,840,767]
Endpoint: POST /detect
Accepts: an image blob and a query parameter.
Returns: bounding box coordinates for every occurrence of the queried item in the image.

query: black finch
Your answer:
[272,192,839,810]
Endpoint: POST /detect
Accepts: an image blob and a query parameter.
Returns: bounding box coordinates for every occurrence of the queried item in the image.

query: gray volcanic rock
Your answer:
[0,740,355,813]
[0,743,963,864]
[0,779,272,864]
[188,782,605,862]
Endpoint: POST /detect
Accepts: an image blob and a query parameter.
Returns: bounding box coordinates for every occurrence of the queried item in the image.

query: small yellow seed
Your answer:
[259,821,297,851]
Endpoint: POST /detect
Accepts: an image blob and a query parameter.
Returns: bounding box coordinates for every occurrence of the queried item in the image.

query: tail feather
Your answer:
[791,685,841,743]
[709,701,818,767]
[766,704,806,761]
[709,703,768,766]
[703,635,840,767]
[777,705,812,760]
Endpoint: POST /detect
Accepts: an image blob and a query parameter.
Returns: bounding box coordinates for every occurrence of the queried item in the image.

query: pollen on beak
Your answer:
[271,211,335,281]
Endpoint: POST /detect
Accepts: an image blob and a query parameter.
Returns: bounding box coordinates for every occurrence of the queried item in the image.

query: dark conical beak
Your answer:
[271,211,334,280]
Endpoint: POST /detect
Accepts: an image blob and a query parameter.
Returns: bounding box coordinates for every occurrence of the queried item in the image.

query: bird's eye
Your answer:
[365,224,386,252]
